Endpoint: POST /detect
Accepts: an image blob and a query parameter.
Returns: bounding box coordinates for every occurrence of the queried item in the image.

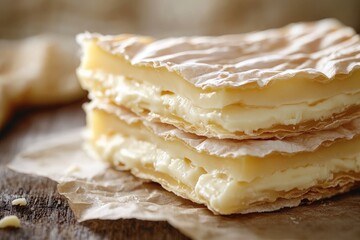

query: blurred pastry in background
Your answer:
[0,35,84,129]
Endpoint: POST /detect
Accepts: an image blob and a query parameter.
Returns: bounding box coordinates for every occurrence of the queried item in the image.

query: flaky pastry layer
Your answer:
[86,105,360,214]
[78,19,360,90]
[77,19,360,138]
[79,69,360,139]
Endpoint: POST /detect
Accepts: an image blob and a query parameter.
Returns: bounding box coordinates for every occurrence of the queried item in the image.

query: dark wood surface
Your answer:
[0,102,189,240]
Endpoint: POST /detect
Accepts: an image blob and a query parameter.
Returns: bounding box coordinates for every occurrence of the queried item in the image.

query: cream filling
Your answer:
[88,108,360,183]
[79,69,360,135]
[90,122,360,214]
[79,41,360,109]
[196,158,360,214]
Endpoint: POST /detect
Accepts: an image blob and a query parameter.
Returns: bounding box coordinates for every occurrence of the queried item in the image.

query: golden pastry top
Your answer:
[77,19,360,89]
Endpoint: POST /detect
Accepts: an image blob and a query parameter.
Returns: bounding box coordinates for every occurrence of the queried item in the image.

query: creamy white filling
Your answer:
[79,69,360,134]
[93,132,360,214]
[89,107,360,183]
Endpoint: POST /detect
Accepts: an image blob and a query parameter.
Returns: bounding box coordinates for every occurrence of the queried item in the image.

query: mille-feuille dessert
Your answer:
[77,19,360,214]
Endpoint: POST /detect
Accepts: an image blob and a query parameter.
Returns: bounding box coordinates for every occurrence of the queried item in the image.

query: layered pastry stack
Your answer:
[77,19,360,214]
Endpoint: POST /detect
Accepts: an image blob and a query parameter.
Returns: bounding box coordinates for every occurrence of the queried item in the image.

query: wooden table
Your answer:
[0,102,188,240]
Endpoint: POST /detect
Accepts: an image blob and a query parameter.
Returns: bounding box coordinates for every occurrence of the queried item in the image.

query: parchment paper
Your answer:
[8,130,360,240]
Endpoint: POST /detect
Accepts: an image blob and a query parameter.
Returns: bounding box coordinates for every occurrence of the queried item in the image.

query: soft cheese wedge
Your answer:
[77,19,360,139]
[86,102,360,214]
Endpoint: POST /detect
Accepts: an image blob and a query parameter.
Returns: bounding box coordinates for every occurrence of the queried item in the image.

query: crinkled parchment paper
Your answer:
[8,130,360,240]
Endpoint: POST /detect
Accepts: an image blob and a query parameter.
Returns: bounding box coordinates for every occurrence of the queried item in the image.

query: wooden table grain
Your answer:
[0,102,189,240]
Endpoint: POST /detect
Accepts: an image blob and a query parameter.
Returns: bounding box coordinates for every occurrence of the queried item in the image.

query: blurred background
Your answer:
[0,0,360,130]
[1,0,360,38]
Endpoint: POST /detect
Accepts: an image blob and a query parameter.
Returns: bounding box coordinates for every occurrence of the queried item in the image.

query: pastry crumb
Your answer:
[290,216,299,224]
[65,164,81,174]
[0,215,21,228]
[11,198,27,206]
